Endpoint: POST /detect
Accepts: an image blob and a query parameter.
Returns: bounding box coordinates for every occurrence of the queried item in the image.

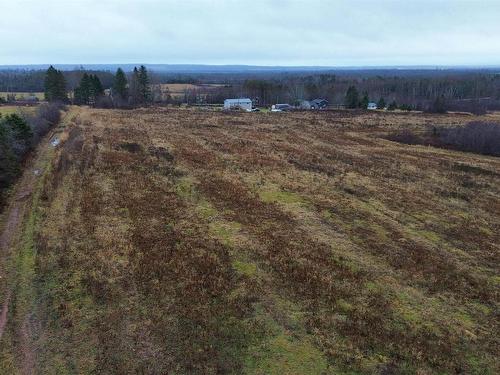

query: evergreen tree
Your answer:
[44,66,67,102]
[55,70,67,101]
[89,75,104,104]
[4,114,32,143]
[113,68,128,101]
[74,73,91,105]
[360,92,369,109]
[138,65,150,104]
[2,113,33,155]
[74,74,104,106]
[44,66,56,101]
[0,116,19,197]
[345,86,359,109]
[377,97,386,109]
[388,100,398,111]
[129,67,141,106]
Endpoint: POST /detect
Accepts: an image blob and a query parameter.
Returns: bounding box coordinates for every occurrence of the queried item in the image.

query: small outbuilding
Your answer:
[367,102,377,110]
[224,98,253,111]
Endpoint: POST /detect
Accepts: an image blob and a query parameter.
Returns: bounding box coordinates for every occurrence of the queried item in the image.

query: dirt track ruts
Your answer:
[0,111,71,374]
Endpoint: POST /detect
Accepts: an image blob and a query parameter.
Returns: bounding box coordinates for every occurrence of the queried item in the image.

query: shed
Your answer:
[224,98,252,111]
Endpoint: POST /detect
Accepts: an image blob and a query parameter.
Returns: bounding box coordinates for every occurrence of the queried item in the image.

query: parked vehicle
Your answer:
[271,103,292,112]
[310,98,329,109]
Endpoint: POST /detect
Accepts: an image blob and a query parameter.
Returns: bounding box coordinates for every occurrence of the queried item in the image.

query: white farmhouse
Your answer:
[224,98,253,111]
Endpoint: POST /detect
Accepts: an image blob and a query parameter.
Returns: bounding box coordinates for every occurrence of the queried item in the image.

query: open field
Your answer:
[0,108,499,374]
[0,92,44,101]
[0,106,19,115]
[154,83,226,98]
[0,105,37,115]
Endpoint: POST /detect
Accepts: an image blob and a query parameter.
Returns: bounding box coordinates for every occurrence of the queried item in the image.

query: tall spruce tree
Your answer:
[129,67,140,106]
[74,73,91,105]
[345,86,359,109]
[360,92,369,109]
[44,65,67,102]
[44,66,56,101]
[89,75,104,105]
[74,73,104,106]
[113,68,128,102]
[138,65,150,104]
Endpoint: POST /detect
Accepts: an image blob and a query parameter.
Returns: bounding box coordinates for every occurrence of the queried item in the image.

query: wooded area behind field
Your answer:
[2,67,500,111]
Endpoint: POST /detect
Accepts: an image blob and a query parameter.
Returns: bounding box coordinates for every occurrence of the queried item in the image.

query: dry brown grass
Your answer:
[153,83,225,98]
[0,105,37,116]
[12,107,499,374]
[0,92,44,100]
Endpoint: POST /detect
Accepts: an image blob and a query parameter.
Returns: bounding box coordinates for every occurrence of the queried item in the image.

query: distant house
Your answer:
[367,102,377,110]
[224,98,252,110]
[25,95,39,103]
[310,98,329,109]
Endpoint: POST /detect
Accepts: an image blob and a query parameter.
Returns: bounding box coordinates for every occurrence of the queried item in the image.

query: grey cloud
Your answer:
[1,0,499,66]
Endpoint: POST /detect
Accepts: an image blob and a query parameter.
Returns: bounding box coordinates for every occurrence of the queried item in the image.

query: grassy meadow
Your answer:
[0,105,37,116]
[0,106,23,115]
[1,107,498,374]
[153,83,225,98]
[0,92,44,101]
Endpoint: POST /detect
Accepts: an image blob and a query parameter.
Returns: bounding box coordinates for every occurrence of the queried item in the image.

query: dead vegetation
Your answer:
[387,121,500,156]
[3,107,499,374]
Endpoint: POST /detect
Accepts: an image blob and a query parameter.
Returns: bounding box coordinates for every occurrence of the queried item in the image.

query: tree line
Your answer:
[343,85,427,111]
[203,73,500,112]
[42,65,151,108]
[3,67,500,112]
[0,69,114,94]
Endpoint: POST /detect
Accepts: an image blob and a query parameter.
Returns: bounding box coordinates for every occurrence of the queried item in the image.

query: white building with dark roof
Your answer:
[224,98,252,110]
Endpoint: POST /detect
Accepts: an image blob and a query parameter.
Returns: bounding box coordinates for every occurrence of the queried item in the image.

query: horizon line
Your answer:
[1,63,500,70]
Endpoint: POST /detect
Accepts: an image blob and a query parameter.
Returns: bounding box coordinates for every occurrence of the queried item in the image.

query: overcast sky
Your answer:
[1,0,499,67]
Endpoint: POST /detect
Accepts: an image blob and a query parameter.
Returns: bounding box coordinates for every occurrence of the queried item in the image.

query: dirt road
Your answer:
[0,179,37,338]
[0,109,72,374]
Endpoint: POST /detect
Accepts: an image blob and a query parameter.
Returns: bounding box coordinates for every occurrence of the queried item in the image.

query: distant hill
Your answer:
[0,64,338,73]
[1,64,500,74]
